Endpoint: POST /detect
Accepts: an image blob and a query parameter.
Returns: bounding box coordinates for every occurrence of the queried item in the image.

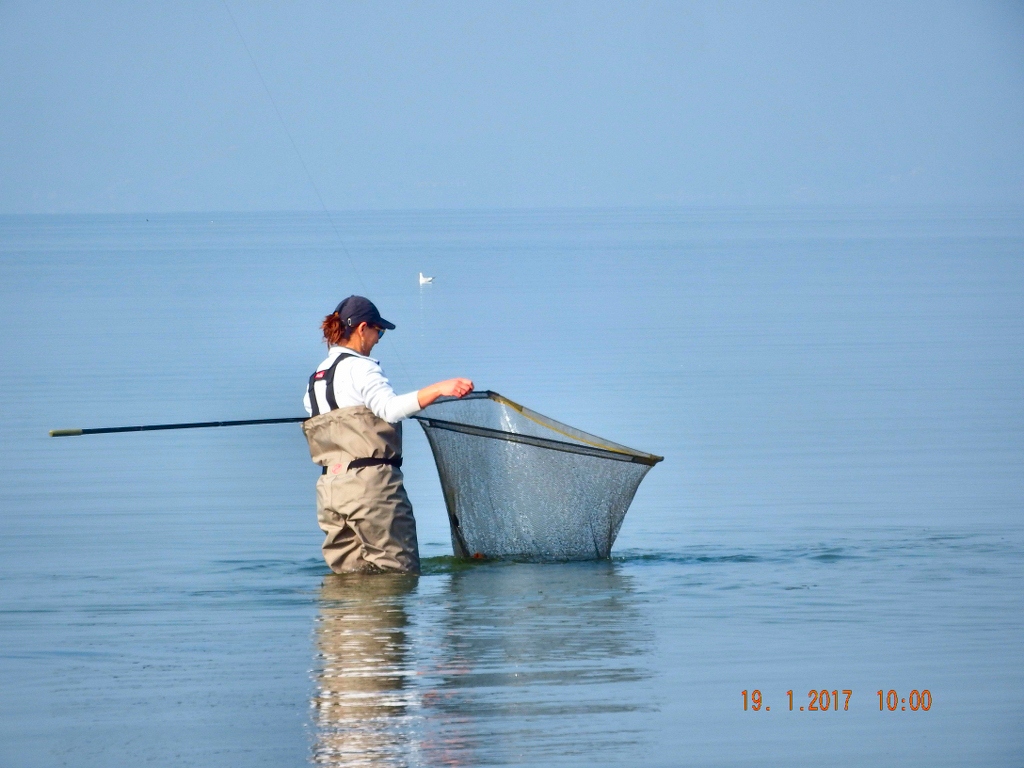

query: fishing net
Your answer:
[413,391,662,561]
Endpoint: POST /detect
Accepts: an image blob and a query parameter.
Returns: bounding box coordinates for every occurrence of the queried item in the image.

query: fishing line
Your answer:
[220,1,413,382]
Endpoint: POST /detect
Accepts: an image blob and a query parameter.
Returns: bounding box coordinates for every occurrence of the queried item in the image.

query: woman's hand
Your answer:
[417,378,474,408]
[435,378,474,398]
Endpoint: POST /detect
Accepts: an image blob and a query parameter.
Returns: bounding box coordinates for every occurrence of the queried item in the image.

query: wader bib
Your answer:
[303,354,420,574]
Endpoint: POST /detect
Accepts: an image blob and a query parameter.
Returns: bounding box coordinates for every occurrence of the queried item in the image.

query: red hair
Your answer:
[321,313,352,346]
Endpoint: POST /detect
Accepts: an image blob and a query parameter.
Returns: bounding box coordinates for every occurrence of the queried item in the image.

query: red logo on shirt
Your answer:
[330,463,343,475]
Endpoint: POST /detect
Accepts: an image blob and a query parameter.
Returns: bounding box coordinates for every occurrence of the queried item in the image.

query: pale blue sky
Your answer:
[2,1,1023,213]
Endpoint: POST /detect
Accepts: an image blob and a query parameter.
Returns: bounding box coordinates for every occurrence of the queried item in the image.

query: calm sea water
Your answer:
[1,208,1022,766]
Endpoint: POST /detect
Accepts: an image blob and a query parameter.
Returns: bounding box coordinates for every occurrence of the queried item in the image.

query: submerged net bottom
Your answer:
[415,393,659,561]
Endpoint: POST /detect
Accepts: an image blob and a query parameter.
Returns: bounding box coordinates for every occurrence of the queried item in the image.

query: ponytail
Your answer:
[321,313,351,346]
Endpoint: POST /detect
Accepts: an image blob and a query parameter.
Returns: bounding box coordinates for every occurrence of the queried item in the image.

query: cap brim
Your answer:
[378,318,397,330]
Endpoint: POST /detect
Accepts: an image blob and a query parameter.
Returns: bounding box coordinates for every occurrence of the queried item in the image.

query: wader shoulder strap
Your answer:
[307,353,356,417]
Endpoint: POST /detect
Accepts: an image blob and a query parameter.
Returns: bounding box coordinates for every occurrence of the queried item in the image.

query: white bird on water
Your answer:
[419,272,434,285]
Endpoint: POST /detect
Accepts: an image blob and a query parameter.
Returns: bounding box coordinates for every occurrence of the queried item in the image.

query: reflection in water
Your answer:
[311,562,652,767]
[312,574,419,767]
[416,563,653,765]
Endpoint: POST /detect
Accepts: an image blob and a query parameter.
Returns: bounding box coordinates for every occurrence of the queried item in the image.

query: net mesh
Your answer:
[414,391,662,561]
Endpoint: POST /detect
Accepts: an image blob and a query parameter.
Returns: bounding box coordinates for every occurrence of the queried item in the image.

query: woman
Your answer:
[302,295,473,574]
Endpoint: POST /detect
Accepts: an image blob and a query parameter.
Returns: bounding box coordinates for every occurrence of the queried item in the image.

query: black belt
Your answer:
[322,456,403,474]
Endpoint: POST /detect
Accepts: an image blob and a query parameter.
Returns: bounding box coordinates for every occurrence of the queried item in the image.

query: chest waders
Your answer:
[303,353,419,573]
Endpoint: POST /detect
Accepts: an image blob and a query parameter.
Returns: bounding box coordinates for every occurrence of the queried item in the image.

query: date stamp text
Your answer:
[741,689,933,712]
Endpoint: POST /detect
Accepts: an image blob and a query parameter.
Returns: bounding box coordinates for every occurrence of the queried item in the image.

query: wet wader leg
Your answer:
[346,466,420,574]
[316,474,369,572]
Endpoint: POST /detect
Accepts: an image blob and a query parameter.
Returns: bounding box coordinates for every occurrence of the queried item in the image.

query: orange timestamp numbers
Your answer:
[878,689,932,711]
[741,689,933,712]
[742,689,852,712]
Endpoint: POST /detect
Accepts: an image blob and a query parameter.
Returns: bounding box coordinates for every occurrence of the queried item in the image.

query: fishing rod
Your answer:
[49,417,308,437]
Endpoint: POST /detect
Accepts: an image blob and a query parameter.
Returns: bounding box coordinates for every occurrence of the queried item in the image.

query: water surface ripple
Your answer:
[1,209,1022,766]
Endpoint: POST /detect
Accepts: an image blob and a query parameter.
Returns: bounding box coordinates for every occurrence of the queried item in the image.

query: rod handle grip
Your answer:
[49,428,83,437]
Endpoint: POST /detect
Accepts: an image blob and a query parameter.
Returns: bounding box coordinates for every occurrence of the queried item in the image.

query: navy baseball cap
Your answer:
[333,295,396,330]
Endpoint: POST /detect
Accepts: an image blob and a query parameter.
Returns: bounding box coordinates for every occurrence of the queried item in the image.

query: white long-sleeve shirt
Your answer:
[303,346,422,424]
